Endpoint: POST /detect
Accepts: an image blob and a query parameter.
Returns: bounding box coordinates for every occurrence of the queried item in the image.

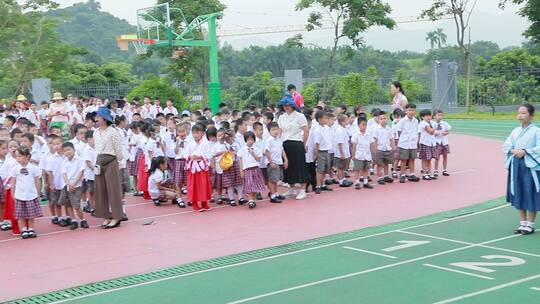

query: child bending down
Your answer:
[148,156,182,206]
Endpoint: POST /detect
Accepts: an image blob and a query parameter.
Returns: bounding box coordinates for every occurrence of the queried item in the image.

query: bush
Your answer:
[127,77,188,110]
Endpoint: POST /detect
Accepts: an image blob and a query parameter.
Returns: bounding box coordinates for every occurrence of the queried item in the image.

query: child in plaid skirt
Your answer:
[238,132,265,209]
[173,124,190,206]
[418,110,438,181]
[211,129,228,204]
[222,130,244,206]
[12,147,42,239]
[128,122,143,196]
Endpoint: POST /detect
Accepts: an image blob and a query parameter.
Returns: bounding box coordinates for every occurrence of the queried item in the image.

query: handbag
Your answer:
[219,151,234,171]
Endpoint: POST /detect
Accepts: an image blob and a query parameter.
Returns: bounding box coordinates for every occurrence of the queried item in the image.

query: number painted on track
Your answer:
[381,240,431,252]
[449,255,526,274]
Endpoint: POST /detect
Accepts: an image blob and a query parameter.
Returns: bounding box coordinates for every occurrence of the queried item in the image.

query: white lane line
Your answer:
[225,235,519,304]
[42,203,510,303]
[433,273,540,304]
[342,246,397,259]
[531,287,540,292]
[397,230,540,259]
[423,263,494,280]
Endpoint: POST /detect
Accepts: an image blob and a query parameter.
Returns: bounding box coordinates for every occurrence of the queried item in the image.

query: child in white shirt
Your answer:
[59,142,88,230]
[351,117,375,190]
[237,132,265,209]
[333,114,352,187]
[433,110,452,177]
[418,110,438,180]
[373,111,396,185]
[83,131,97,213]
[264,122,288,203]
[148,156,181,206]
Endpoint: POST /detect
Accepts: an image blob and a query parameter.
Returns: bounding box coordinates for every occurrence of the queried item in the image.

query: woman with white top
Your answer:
[390,81,408,112]
[277,94,309,200]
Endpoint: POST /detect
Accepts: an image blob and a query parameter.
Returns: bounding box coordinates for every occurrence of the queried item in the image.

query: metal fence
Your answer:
[68,83,138,98]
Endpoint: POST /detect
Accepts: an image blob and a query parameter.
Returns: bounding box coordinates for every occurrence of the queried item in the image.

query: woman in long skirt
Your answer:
[277,94,309,200]
[504,103,540,235]
[93,107,124,229]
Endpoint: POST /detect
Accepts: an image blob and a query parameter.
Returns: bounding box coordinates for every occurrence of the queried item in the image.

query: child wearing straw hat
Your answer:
[47,92,69,140]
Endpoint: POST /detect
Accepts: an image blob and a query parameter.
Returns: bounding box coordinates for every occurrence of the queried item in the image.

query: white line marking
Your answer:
[397,230,540,258]
[342,246,397,259]
[225,235,519,304]
[531,287,540,292]
[423,263,494,280]
[433,273,540,304]
[40,204,510,303]
[382,240,431,252]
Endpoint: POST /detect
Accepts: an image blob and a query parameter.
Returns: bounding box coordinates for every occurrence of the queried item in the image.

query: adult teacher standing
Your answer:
[390,81,408,111]
[504,103,540,235]
[278,94,309,200]
[94,107,124,229]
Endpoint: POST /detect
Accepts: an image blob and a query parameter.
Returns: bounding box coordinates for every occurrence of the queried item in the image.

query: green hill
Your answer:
[46,0,137,62]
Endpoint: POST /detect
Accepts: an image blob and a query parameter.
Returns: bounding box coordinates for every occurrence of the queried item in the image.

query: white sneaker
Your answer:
[296,190,307,200]
[282,188,297,197]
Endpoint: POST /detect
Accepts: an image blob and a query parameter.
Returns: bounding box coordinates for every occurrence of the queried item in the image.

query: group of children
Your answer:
[0,93,452,239]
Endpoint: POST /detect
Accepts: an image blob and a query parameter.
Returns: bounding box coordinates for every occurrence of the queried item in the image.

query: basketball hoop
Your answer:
[132,40,149,55]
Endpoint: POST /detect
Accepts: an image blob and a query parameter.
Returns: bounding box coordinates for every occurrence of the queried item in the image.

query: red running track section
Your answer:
[0,134,506,302]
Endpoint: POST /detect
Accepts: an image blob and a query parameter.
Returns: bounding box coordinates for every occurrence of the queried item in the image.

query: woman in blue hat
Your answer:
[277,94,309,200]
[93,107,125,229]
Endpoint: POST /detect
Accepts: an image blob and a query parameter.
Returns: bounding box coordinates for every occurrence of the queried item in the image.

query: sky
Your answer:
[43,0,531,52]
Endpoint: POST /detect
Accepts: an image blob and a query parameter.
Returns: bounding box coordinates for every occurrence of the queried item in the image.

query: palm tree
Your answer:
[425,31,438,49]
[435,28,447,48]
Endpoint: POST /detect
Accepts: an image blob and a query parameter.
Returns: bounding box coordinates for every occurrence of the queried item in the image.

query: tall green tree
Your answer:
[422,0,478,111]
[425,31,439,49]
[295,0,395,100]
[0,0,86,97]
[500,0,540,43]
[435,28,447,48]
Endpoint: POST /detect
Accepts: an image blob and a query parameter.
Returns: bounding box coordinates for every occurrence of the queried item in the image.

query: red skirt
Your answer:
[187,170,211,203]
[3,189,20,234]
[136,155,150,199]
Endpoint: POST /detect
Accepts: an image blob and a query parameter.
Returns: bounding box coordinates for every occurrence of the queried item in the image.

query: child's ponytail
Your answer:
[149,156,166,175]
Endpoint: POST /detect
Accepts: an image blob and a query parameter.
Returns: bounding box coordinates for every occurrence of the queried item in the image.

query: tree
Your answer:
[127,76,187,110]
[296,0,395,100]
[426,31,439,49]
[0,0,87,97]
[500,0,540,43]
[284,34,304,49]
[435,28,447,48]
[422,0,478,112]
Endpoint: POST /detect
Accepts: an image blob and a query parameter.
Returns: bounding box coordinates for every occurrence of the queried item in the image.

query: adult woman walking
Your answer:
[390,81,408,111]
[93,107,124,229]
[277,94,309,200]
[47,92,70,139]
[504,103,540,235]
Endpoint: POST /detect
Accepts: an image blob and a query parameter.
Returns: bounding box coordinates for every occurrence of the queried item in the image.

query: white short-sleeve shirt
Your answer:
[83,145,97,181]
[238,145,262,169]
[11,163,42,201]
[418,120,436,146]
[278,111,307,142]
[148,169,164,198]
[313,125,332,151]
[373,126,395,151]
[60,156,85,188]
[334,125,351,158]
[396,116,419,149]
[265,136,284,166]
[351,131,374,161]
[45,153,64,190]
[433,120,452,145]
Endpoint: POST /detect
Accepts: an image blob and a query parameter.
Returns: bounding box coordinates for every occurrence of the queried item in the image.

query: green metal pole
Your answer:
[207,16,221,114]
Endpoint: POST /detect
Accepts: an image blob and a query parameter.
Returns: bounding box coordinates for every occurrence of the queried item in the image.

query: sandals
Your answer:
[0,223,12,231]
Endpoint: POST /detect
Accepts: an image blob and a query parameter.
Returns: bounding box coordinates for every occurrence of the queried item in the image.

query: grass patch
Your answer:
[444,111,516,120]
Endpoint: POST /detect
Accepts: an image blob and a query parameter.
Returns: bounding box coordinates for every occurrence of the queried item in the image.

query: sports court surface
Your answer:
[5,119,540,304]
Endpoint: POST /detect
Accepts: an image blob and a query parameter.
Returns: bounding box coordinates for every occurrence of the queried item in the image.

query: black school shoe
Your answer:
[442,170,450,176]
[377,178,386,185]
[277,194,286,200]
[363,183,374,189]
[270,197,282,203]
[28,230,37,238]
[59,218,70,227]
[324,179,333,186]
[153,199,161,206]
[384,176,394,183]
[399,175,406,183]
[321,185,333,192]
[51,217,59,225]
[256,193,263,200]
[229,200,237,206]
[70,221,79,230]
[354,183,362,190]
[315,187,322,194]
[238,198,248,205]
[408,175,420,182]
[81,220,90,229]
[340,180,353,187]
[21,231,30,239]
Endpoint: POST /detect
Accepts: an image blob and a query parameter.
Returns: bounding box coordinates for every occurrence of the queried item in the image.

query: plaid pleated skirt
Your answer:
[243,167,266,194]
[15,198,43,219]
[167,157,177,178]
[418,144,436,160]
[173,158,187,185]
[435,144,450,157]
[222,161,242,188]
[130,149,143,176]
[213,172,222,189]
